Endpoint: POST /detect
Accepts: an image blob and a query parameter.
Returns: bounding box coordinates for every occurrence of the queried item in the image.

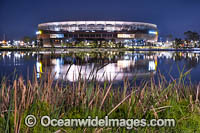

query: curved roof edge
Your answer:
[38,21,157,28]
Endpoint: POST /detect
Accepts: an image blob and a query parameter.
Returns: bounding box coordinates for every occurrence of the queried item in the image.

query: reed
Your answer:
[0,68,199,132]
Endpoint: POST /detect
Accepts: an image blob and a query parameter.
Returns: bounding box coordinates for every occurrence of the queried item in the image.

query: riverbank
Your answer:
[0,71,200,132]
[1,46,200,52]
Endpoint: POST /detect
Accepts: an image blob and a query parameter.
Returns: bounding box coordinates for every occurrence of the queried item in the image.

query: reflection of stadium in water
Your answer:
[1,51,200,82]
[0,50,200,82]
[36,52,157,82]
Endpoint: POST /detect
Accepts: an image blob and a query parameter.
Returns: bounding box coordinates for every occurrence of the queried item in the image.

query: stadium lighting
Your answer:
[149,30,158,35]
[36,30,42,35]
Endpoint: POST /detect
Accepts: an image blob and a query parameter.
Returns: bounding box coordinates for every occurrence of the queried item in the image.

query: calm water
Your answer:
[0,51,200,84]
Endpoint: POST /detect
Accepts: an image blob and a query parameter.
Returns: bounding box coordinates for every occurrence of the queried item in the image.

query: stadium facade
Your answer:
[37,21,158,47]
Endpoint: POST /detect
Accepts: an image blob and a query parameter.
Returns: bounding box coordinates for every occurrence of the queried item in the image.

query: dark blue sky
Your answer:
[1,0,200,40]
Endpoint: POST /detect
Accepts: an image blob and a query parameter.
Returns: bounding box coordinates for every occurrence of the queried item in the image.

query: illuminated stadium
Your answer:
[37,21,158,47]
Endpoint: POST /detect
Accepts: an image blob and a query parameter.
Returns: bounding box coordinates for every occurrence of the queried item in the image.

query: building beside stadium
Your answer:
[37,21,158,47]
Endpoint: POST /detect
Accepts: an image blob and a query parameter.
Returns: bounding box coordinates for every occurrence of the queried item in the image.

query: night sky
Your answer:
[1,0,200,40]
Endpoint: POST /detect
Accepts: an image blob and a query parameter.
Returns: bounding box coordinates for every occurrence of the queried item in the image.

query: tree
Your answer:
[174,38,183,48]
[184,31,199,41]
[23,36,31,43]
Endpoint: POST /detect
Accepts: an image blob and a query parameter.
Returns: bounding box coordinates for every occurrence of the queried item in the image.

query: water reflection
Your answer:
[0,51,200,83]
[34,51,159,82]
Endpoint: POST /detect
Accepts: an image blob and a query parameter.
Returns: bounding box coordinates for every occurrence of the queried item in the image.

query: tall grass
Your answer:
[0,67,200,132]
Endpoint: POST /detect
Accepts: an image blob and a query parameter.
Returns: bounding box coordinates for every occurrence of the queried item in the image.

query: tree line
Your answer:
[173,31,200,48]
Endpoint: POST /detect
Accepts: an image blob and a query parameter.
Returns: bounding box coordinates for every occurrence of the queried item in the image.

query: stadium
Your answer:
[37,21,158,47]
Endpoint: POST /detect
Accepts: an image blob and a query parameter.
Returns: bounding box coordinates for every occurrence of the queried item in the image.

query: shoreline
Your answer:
[1,46,200,52]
